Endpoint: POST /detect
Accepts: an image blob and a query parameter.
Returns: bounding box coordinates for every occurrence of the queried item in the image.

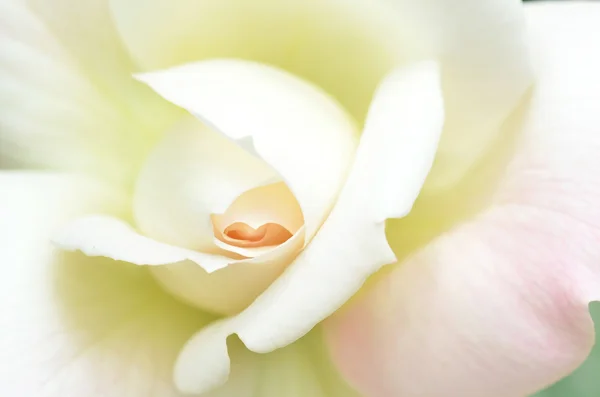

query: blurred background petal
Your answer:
[0,0,181,187]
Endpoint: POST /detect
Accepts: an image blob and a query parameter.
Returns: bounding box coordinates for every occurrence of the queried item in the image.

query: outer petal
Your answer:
[110,0,531,187]
[326,3,600,397]
[0,0,178,185]
[173,61,444,394]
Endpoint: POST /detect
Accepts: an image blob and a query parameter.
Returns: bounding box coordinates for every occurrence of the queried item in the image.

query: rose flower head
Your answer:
[1,1,600,396]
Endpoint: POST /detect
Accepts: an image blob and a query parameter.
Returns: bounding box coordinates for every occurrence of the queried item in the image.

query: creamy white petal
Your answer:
[357,62,445,221]
[174,61,444,394]
[54,215,234,272]
[133,117,280,251]
[0,0,179,185]
[137,59,359,241]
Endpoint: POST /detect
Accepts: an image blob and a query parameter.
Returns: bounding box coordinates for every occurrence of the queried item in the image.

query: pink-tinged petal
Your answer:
[326,3,600,397]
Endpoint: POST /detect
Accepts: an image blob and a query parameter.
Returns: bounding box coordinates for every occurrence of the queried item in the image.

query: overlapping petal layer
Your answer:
[0,1,583,397]
[326,3,600,396]
[109,0,532,188]
[0,172,355,396]
[109,0,405,122]
[168,61,444,394]
[55,60,358,314]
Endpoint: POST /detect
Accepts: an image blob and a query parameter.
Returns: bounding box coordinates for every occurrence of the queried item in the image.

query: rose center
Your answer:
[219,222,293,248]
[211,181,304,257]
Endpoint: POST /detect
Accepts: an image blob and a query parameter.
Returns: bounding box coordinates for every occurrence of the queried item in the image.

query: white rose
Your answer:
[2,1,600,397]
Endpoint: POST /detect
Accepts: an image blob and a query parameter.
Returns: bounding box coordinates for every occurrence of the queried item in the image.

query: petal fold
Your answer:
[54,215,233,272]
[173,61,444,394]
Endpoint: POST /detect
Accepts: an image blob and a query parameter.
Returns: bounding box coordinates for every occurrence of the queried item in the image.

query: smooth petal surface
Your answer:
[110,0,531,188]
[173,61,444,394]
[138,59,358,241]
[0,0,179,185]
[326,3,600,397]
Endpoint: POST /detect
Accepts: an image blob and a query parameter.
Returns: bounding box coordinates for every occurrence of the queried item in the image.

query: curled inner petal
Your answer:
[220,222,293,248]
